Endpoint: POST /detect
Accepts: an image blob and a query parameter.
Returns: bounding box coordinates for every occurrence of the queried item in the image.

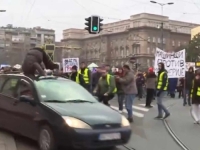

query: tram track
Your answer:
[163,104,191,150]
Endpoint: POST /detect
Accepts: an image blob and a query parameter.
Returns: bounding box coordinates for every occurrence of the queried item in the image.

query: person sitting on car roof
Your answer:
[22,47,59,78]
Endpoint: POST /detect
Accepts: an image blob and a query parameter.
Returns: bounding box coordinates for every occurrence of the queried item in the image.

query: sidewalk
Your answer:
[166,100,200,150]
[0,130,16,150]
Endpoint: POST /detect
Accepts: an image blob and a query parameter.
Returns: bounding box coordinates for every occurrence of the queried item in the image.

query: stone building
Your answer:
[61,13,199,67]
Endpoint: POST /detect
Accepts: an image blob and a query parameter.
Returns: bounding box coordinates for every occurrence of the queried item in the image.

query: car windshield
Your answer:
[34,79,97,103]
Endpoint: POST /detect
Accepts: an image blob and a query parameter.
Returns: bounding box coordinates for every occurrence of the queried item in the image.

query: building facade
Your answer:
[0,24,55,65]
[61,13,199,68]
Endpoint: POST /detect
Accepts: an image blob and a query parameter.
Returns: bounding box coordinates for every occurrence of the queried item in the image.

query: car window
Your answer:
[1,78,19,98]
[34,79,97,102]
[0,76,7,90]
[17,80,33,99]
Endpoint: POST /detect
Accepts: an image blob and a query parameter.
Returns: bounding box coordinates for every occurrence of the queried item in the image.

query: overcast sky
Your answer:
[0,0,200,41]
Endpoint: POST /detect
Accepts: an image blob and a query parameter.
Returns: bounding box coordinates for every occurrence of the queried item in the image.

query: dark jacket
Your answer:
[192,79,200,104]
[22,48,58,77]
[136,73,145,86]
[185,71,195,90]
[70,72,85,86]
[168,78,178,93]
[92,72,101,89]
[115,71,124,94]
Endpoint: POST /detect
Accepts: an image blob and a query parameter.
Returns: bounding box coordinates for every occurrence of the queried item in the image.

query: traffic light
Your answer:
[85,17,91,34]
[84,16,103,34]
[99,18,103,32]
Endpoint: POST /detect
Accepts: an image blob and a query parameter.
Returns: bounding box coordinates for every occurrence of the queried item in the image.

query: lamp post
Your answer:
[0,10,6,12]
[150,1,174,50]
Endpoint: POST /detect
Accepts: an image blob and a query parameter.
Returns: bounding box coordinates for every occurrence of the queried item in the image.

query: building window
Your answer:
[158,38,160,43]
[172,41,175,46]
[147,59,150,66]
[153,37,155,43]
[147,47,150,54]
[120,49,123,57]
[163,38,165,44]
[152,60,155,66]
[137,47,140,54]
[126,49,129,56]
[152,47,155,53]
[178,41,181,47]
[147,37,151,42]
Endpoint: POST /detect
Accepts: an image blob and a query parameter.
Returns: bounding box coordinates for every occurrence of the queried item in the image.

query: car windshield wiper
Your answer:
[43,100,68,103]
[65,99,94,103]
[43,99,94,103]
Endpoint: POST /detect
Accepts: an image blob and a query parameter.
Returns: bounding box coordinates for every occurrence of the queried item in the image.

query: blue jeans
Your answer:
[157,91,169,116]
[125,94,135,118]
[183,89,191,105]
[117,94,125,111]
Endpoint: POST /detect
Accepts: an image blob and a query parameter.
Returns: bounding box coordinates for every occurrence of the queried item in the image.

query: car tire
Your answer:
[38,125,57,150]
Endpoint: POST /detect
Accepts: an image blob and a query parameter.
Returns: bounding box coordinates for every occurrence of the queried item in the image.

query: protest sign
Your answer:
[154,48,186,78]
[62,58,79,72]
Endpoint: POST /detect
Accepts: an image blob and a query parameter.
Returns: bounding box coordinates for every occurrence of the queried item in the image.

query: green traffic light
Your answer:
[93,26,98,31]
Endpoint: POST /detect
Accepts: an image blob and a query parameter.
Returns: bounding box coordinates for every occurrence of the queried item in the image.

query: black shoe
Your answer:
[183,103,187,106]
[145,105,153,108]
[128,117,133,123]
[188,103,191,106]
[154,116,163,119]
[163,113,170,119]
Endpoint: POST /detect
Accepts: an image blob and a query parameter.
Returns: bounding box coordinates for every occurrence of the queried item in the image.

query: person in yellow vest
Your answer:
[190,72,200,124]
[70,65,85,87]
[78,62,91,92]
[155,62,170,119]
[93,66,116,106]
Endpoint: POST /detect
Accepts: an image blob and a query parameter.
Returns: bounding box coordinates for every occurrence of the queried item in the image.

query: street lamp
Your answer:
[0,10,6,12]
[150,1,174,50]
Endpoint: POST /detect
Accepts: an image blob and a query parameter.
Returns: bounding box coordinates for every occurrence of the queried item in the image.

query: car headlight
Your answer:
[62,116,92,129]
[121,115,130,127]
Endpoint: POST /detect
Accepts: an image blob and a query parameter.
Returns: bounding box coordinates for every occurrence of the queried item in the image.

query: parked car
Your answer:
[0,74,131,150]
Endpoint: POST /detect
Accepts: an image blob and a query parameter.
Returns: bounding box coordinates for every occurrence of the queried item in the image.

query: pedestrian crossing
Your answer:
[110,104,155,118]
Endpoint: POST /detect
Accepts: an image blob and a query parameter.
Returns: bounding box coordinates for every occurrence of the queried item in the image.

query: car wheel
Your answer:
[38,125,56,150]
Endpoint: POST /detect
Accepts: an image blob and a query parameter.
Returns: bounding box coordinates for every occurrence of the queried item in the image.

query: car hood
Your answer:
[43,102,122,125]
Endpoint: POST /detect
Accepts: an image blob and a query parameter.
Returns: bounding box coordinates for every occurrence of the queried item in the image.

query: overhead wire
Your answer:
[22,0,36,25]
[190,0,200,11]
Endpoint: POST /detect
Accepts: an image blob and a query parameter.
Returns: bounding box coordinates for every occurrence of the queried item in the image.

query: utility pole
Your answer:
[150,1,174,50]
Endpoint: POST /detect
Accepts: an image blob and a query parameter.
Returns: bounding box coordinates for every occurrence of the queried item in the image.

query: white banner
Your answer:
[62,58,79,73]
[154,48,186,78]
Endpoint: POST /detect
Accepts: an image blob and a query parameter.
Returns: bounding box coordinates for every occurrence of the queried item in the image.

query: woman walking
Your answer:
[191,71,200,124]
[145,67,156,108]
[115,68,125,113]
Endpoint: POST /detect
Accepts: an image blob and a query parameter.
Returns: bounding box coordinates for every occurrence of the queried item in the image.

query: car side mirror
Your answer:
[19,95,36,106]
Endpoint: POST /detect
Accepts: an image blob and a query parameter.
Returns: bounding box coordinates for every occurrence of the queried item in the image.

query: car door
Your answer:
[0,75,20,132]
[13,77,39,139]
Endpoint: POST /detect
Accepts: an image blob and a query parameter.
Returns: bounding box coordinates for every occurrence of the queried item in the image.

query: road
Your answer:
[14,97,196,150]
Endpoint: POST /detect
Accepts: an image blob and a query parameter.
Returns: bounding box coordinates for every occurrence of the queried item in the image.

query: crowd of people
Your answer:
[0,58,200,124]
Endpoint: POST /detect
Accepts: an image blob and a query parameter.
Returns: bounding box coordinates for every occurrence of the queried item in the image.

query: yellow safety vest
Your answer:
[157,71,168,91]
[78,68,89,84]
[100,74,117,93]
[190,80,200,98]
[76,73,80,84]
[69,73,80,84]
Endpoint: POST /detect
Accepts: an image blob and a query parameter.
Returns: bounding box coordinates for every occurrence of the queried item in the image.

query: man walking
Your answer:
[155,62,170,119]
[116,65,137,123]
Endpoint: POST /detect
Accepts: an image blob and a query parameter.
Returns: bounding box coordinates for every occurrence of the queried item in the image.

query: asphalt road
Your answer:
[14,97,191,150]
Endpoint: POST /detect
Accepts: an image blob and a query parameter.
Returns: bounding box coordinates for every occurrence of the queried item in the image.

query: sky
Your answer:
[0,0,200,41]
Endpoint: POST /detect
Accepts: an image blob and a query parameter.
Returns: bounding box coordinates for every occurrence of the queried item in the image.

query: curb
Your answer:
[0,131,17,150]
